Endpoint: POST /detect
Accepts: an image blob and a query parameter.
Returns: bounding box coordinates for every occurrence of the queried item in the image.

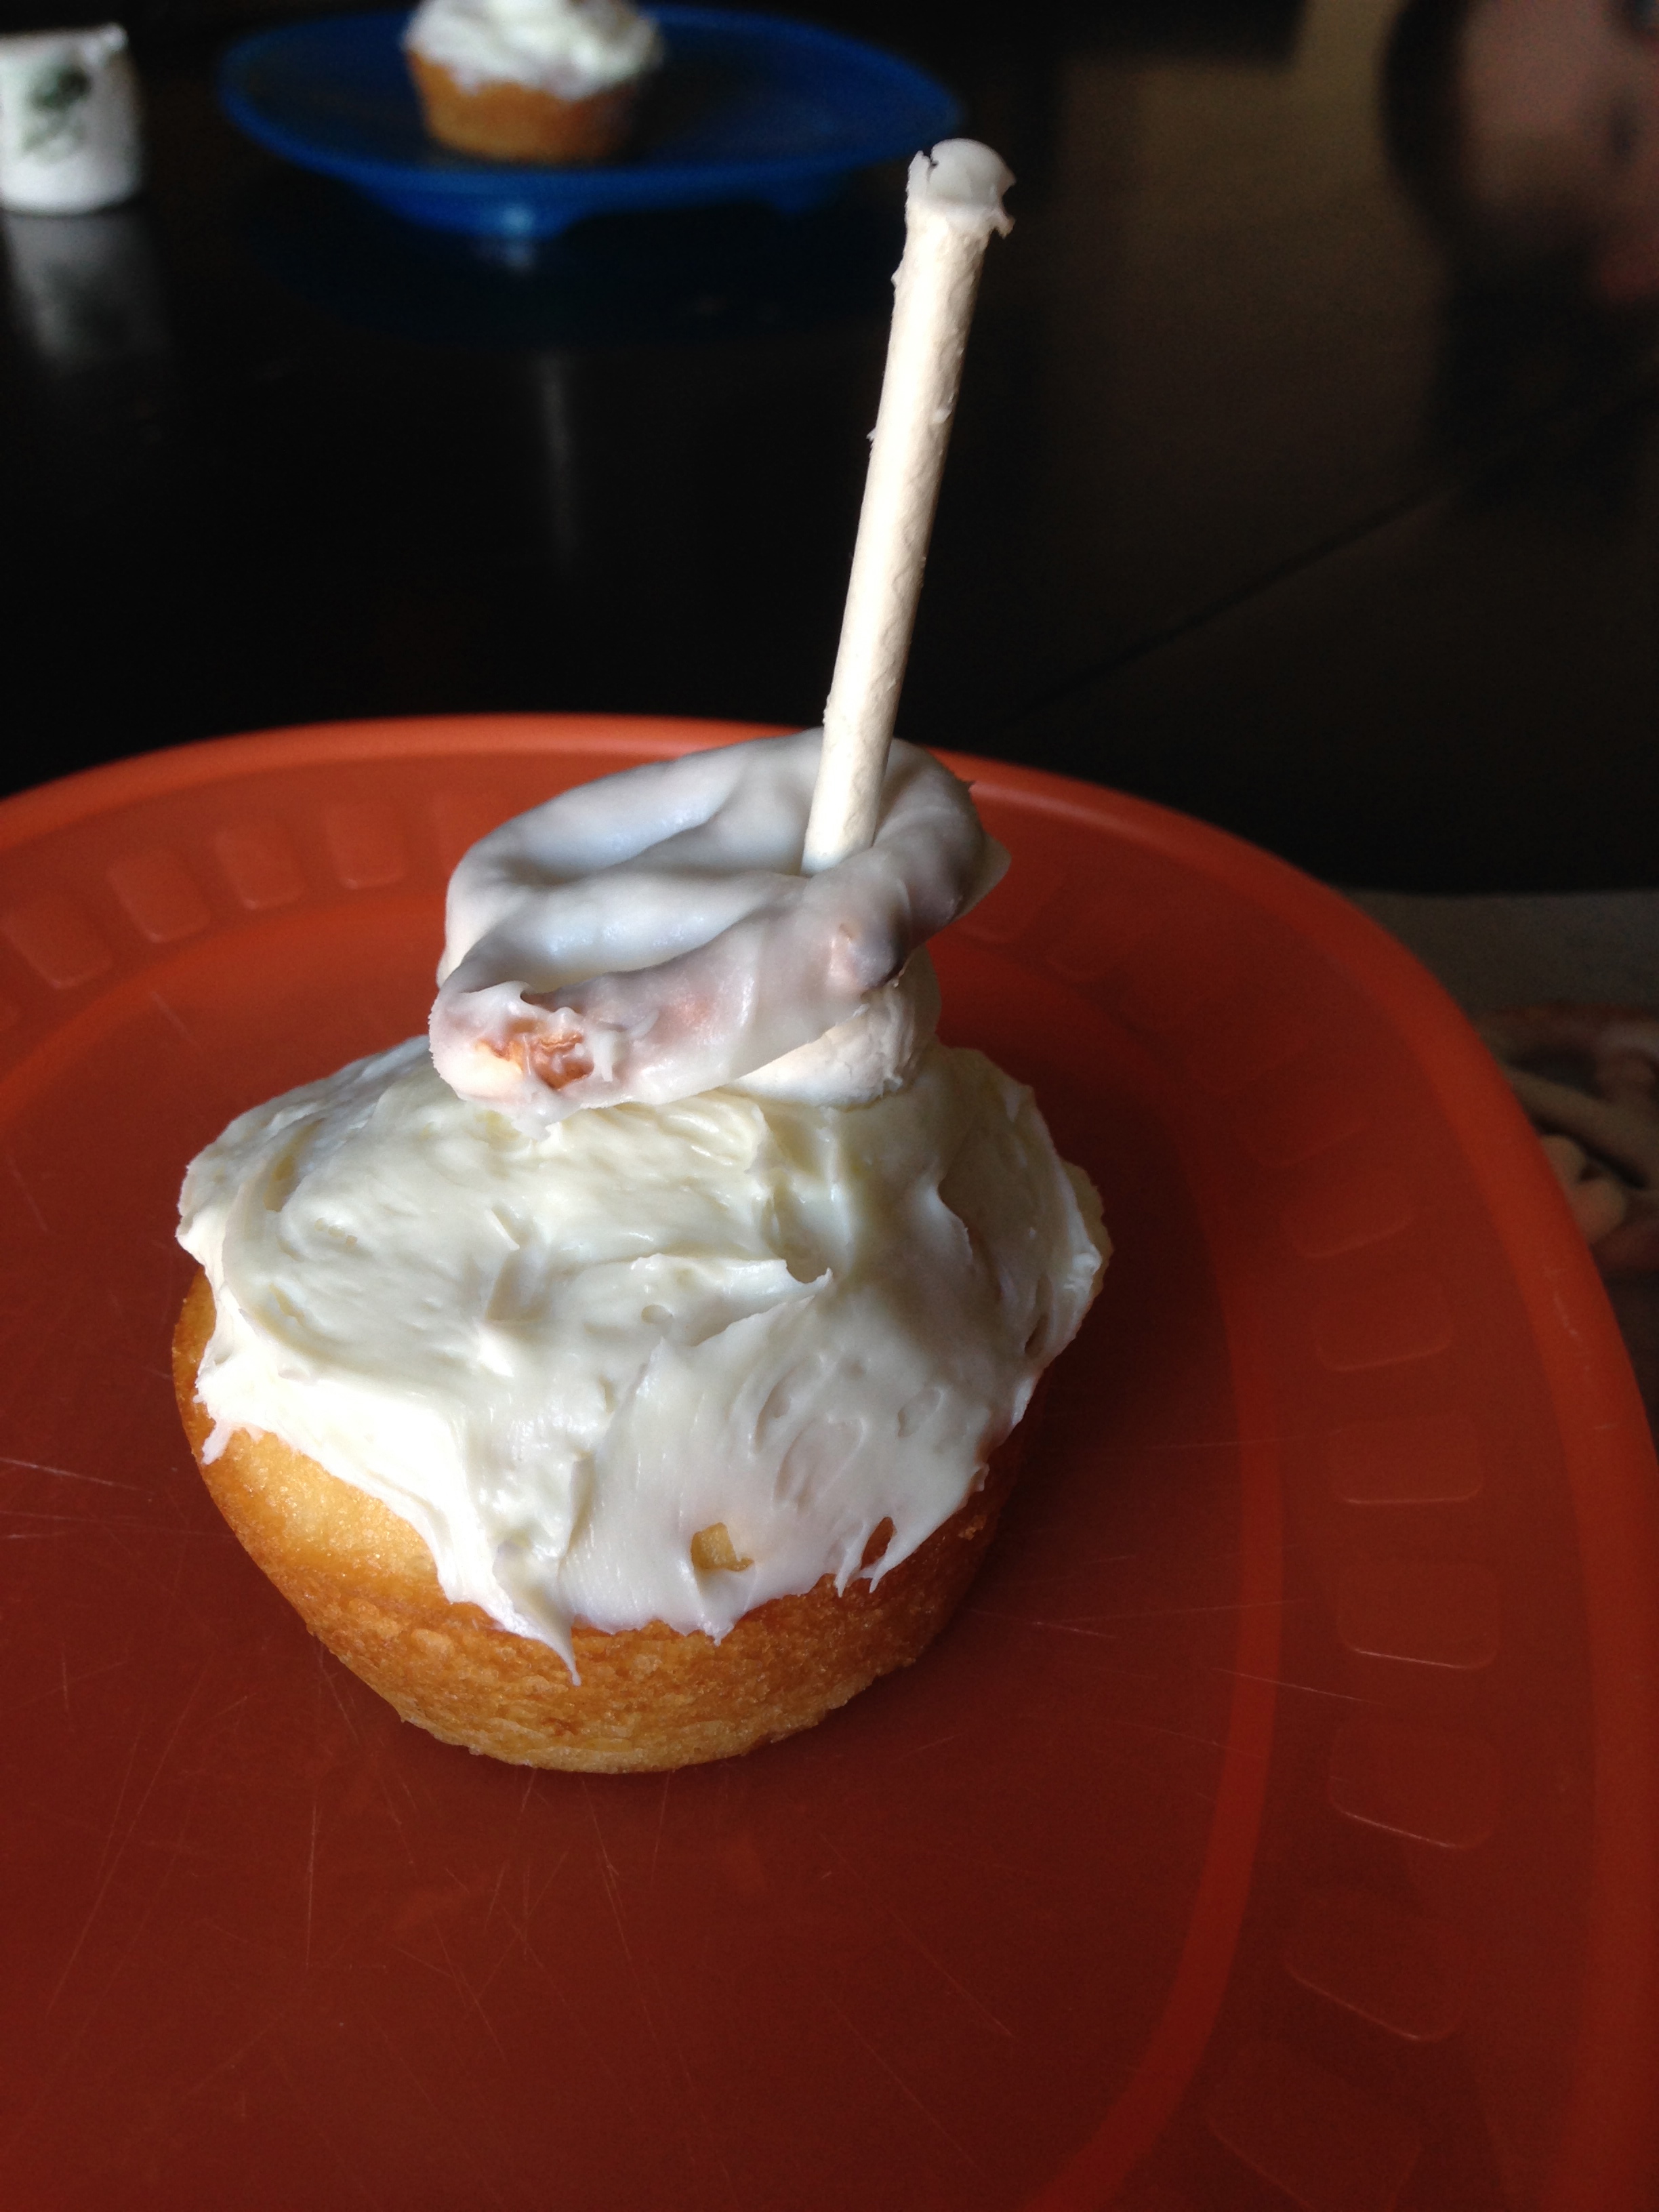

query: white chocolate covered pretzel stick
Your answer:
[802,140,1014,873]
[429,146,1015,1128]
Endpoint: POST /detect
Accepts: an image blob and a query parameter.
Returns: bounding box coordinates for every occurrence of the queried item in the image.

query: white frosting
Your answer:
[178,1037,1106,1675]
[430,730,1006,1130]
[404,0,661,99]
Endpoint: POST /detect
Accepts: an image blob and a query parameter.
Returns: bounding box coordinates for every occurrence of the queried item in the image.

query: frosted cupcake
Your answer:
[403,0,662,164]
[173,733,1107,1772]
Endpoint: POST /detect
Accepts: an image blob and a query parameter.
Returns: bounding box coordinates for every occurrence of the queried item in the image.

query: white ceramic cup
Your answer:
[0,26,143,216]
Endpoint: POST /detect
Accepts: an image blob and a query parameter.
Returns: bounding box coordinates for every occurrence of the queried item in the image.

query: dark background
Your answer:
[5,0,1659,890]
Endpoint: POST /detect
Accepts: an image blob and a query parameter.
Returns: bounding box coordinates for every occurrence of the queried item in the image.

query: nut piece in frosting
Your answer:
[403,0,661,164]
[173,733,1109,1772]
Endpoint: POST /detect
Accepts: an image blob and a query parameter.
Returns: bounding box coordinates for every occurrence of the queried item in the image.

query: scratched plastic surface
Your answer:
[1,717,1656,2212]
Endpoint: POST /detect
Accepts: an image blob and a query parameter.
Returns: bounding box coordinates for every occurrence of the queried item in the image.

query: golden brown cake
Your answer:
[175,1272,1022,1772]
[408,52,638,164]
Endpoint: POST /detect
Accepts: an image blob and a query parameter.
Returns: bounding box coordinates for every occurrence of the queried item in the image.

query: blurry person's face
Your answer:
[1464,0,1659,296]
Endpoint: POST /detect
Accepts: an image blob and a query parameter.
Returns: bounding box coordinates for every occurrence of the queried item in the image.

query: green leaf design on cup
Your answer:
[21,62,93,160]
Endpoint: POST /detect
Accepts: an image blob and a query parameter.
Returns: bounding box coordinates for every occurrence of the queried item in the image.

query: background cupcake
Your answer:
[403,0,662,164]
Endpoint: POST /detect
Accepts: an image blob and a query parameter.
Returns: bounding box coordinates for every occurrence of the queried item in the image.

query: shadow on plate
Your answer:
[237,161,903,350]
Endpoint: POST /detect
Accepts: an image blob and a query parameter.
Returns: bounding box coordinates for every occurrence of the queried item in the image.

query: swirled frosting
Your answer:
[179,1038,1105,1673]
[403,0,661,99]
[430,730,1006,1130]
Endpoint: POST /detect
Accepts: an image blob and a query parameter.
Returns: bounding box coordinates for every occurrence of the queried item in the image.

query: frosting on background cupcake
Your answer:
[404,0,662,100]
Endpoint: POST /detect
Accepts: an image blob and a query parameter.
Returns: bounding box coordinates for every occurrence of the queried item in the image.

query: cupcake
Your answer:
[174,733,1107,1771]
[403,0,662,165]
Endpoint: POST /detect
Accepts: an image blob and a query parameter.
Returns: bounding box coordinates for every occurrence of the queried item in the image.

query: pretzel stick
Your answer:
[801,139,1013,874]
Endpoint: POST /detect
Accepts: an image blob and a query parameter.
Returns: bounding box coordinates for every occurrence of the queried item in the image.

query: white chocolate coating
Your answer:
[403,0,661,99]
[178,1038,1106,1675]
[430,730,1007,1131]
[907,139,1017,236]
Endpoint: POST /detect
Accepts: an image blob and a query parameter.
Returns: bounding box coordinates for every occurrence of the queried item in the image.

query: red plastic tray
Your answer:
[1,716,1655,2212]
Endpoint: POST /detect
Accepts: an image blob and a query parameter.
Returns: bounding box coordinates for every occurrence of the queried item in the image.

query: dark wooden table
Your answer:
[5,0,1659,891]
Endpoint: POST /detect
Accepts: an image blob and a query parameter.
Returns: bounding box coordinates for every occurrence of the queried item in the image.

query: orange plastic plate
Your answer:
[1,717,1656,2212]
